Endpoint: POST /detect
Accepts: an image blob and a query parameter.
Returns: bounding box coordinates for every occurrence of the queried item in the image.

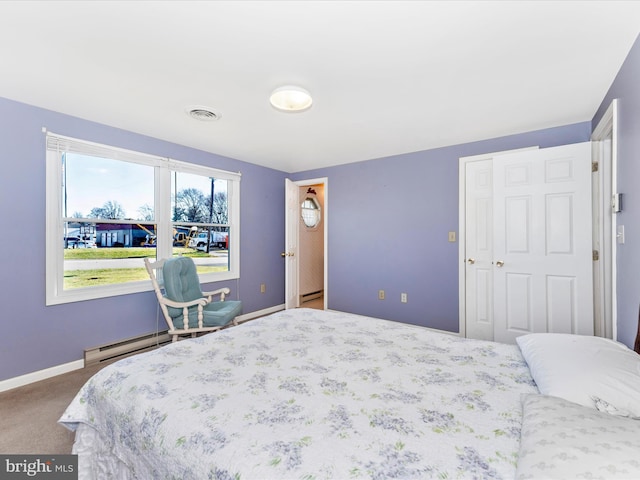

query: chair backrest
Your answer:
[162,257,204,318]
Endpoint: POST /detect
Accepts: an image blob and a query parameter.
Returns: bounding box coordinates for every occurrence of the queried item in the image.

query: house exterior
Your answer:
[1,32,639,389]
[95,224,155,248]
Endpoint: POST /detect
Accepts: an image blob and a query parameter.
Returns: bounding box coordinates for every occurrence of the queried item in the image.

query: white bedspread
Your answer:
[60,308,537,479]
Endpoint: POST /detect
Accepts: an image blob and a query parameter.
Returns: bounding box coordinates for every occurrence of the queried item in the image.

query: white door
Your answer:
[492,143,594,343]
[284,179,299,309]
[464,159,494,341]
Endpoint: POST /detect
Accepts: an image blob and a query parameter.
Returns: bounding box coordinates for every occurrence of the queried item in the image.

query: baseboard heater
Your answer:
[301,290,323,302]
[84,330,171,367]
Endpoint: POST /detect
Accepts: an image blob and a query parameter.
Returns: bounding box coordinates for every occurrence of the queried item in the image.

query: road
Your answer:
[64,254,228,270]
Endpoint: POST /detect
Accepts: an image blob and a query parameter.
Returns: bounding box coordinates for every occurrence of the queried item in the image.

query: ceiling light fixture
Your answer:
[270,86,313,112]
[186,105,221,122]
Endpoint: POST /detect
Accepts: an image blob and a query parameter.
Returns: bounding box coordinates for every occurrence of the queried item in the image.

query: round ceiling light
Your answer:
[186,105,221,122]
[270,86,313,112]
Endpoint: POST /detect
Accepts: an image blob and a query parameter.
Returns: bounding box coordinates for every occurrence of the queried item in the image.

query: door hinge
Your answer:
[592,161,599,172]
[593,250,599,261]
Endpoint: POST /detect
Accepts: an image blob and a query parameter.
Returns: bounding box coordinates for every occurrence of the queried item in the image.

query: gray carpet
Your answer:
[0,362,110,454]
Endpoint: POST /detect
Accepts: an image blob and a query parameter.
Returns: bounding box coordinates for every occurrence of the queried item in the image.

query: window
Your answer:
[46,133,241,305]
[301,196,321,228]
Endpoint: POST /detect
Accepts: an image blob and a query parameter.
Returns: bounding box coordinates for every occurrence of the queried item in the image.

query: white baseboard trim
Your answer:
[0,306,286,393]
[236,304,285,323]
[0,359,85,393]
[325,309,460,336]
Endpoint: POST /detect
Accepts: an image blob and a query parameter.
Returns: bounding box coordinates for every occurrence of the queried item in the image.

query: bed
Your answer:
[59,308,640,479]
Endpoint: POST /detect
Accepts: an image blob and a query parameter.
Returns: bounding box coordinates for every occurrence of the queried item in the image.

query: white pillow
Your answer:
[516,394,640,479]
[516,333,640,418]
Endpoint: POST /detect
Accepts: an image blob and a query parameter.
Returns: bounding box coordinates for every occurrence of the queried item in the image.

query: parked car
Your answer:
[66,237,97,248]
[188,232,227,251]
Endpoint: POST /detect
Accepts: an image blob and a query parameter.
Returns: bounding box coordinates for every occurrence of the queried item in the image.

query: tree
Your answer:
[175,188,206,222]
[209,191,228,225]
[138,203,154,221]
[89,200,126,219]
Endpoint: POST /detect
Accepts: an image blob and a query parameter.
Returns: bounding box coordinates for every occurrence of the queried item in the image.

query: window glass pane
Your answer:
[63,221,157,290]
[61,153,156,291]
[171,171,230,274]
[64,153,154,220]
[301,196,321,228]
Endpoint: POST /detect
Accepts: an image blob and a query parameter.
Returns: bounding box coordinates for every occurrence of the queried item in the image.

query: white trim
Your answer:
[458,146,539,338]
[591,99,618,340]
[0,359,84,393]
[236,304,285,323]
[325,309,459,336]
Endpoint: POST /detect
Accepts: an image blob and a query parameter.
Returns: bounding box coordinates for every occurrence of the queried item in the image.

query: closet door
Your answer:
[492,143,593,343]
[464,159,494,341]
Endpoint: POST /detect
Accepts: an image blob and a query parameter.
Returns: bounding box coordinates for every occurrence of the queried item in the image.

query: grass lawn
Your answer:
[63,247,209,260]
[63,247,227,289]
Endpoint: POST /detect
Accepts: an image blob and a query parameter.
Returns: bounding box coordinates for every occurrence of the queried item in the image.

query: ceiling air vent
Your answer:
[186,106,221,122]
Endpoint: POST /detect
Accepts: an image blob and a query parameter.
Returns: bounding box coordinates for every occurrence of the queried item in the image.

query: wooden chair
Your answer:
[144,257,242,342]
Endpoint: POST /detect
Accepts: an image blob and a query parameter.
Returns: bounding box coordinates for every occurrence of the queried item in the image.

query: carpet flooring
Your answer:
[0,361,110,454]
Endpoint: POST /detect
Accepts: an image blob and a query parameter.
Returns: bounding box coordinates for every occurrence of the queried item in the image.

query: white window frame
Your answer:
[45,132,241,305]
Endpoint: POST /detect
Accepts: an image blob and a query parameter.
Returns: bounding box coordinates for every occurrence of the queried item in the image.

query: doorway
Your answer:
[591,99,618,340]
[284,177,328,310]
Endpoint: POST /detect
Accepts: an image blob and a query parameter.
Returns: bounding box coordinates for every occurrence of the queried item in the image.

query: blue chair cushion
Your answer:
[172,300,242,329]
[162,256,242,328]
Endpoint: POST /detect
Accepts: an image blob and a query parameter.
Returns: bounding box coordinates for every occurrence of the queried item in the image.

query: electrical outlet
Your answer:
[378,289,385,300]
[260,283,266,293]
[401,293,408,303]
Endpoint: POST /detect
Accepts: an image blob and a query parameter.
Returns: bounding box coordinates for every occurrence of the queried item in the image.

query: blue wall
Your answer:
[593,34,640,348]
[0,97,287,382]
[293,123,591,331]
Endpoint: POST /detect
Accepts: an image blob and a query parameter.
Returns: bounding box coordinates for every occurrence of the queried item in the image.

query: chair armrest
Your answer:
[202,287,231,302]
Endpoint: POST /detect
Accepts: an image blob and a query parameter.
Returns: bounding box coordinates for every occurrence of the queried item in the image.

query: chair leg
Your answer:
[172,335,178,343]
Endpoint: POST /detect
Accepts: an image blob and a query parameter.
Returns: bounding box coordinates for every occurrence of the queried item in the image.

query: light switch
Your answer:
[448,231,456,242]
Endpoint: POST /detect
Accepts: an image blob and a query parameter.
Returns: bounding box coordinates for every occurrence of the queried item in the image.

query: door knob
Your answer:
[496,260,504,267]
[467,258,475,264]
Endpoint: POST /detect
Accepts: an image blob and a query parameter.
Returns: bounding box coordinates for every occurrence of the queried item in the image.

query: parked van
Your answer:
[188,231,228,251]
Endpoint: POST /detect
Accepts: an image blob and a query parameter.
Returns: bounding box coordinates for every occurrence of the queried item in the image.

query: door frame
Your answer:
[591,99,618,340]
[285,177,328,310]
[458,147,539,338]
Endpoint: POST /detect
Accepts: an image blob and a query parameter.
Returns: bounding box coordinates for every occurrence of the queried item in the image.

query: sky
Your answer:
[64,153,227,220]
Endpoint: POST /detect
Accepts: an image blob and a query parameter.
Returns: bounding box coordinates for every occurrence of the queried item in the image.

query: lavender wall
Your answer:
[592,34,640,348]
[0,97,287,382]
[0,95,603,384]
[293,123,591,331]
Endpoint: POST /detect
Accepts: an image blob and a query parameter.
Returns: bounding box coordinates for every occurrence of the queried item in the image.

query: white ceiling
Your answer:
[1,1,639,173]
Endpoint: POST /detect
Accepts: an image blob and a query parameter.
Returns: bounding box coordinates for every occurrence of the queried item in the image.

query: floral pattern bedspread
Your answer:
[60,309,537,479]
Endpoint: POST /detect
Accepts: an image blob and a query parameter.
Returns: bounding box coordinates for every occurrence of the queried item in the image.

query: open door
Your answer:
[284,179,299,309]
[284,177,328,310]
